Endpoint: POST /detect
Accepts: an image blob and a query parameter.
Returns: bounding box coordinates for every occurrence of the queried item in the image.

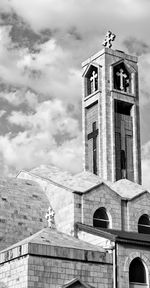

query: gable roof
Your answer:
[109,179,148,200]
[0,227,107,265]
[1,227,104,252]
[18,165,149,200]
[61,277,94,288]
[18,165,104,193]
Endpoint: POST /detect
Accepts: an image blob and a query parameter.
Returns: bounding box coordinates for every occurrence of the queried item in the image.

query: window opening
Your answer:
[85,65,98,96]
[129,258,147,285]
[138,214,150,234]
[93,207,109,228]
[113,62,130,93]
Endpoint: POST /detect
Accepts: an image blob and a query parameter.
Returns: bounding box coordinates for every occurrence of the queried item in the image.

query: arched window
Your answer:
[138,214,150,234]
[113,62,131,93]
[85,65,98,96]
[93,207,109,228]
[129,257,148,287]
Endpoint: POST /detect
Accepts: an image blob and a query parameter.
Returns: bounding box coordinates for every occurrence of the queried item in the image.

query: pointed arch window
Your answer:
[138,214,150,234]
[85,65,98,96]
[113,62,131,93]
[129,257,148,288]
[93,207,109,228]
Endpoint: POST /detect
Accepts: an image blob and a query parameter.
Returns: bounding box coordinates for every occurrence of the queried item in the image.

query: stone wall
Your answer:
[0,178,49,250]
[74,184,122,230]
[85,102,99,174]
[27,255,113,288]
[0,256,28,288]
[117,243,150,288]
[128,192,150,232]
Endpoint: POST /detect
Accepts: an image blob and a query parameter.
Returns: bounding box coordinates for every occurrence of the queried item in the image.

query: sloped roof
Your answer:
[110,179,147,200]
[18,165,149,200]
[3,227,104,252]
[76,222,150,246]
[23,165,104,193]
[61,277,94,288]
[0,227,107,265]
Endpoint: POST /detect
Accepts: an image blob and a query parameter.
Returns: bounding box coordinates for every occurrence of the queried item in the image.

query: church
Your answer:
[0,31,150,288]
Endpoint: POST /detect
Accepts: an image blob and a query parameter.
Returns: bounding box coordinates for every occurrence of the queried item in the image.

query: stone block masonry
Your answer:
[0,178,49,250]
[0,228,113,288]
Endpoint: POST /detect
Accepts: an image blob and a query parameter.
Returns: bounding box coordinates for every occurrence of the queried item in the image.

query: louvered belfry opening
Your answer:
[115,100,134,181]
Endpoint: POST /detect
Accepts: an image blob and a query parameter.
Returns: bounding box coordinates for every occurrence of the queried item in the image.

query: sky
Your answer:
[0,0,150,188]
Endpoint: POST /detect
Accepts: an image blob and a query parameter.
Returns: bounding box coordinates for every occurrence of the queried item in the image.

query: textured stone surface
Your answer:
[117,243,150,288]
[0,177,49,250]
[110,178,147,199]
[0,256,28,288]
[18,165,150,236]
[0,228,112,288]
[18,165,102,192]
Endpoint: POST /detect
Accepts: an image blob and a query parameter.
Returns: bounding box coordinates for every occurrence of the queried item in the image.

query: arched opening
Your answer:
[129,257,148,288]
[113,62,131,93]
[138,214,150,234]
[93,207,109,228]
[85,65,98,96]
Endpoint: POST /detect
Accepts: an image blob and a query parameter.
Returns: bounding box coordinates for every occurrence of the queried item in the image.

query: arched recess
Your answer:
[93,207,110,228]
[129,257,149,288]
[84,64,99,97]
[111,59,136,95]
[138,214,150,234]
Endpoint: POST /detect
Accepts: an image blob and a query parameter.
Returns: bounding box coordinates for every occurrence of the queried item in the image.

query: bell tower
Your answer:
[82,31,141,184]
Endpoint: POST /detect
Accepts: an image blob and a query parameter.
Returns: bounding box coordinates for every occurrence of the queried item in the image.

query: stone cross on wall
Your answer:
[90,71,98,93]
[116,69,127,91]
[87,122,99,175]
[45,206,56,229]
[103,31,116,48]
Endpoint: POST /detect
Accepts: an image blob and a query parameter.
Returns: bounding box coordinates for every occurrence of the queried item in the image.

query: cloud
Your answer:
[123,36,150,107]
[0,98,82,176]
[4,0,149,33]
[123,37,150,56]
[0,26,81,112]
[0,0,150,182]
[7,99,79,136]
[0,110,6,118]
[142,158,150,191]
[0,89,39,108]
[1,0,150,49]
[139,53,150,106]
[141,141,150,190]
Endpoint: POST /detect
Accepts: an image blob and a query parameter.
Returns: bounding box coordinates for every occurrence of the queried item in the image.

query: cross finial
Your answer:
[103,31,116,48]
[45,206,56,229]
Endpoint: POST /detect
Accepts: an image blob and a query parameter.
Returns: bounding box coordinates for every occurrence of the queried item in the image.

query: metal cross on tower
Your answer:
[90,71,98,93]
[116,69,127,91]
[45,206,56,229]
[103,31,116,48]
